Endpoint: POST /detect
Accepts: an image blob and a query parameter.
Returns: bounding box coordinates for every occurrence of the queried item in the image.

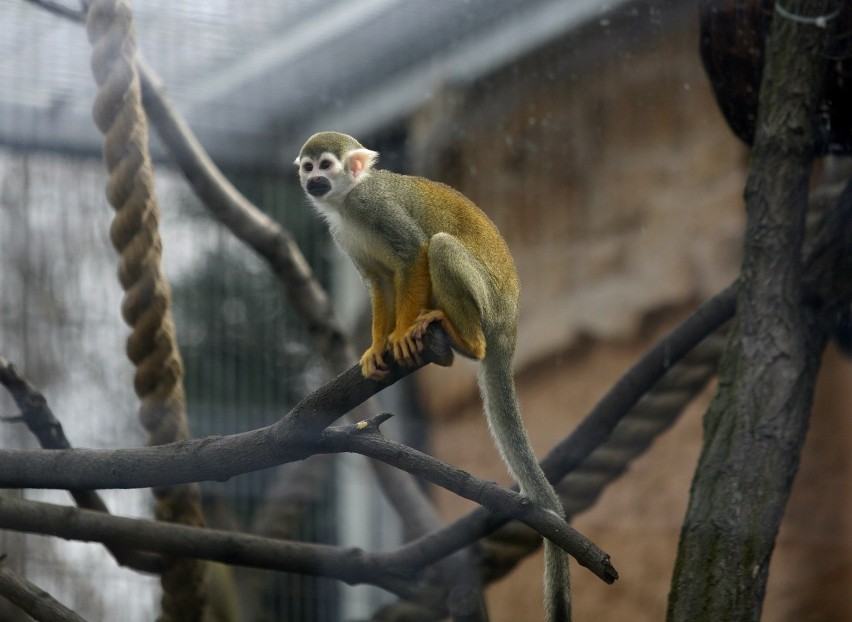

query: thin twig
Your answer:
[23,0,85,22]
[319,415,617,583]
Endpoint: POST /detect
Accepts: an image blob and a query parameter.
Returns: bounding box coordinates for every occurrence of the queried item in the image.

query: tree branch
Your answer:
[0,560,87,622]
[0,496,417,599]
[380,282,736,574]
[23,0,86,22]
[0,329,614,583]
[0,326,451,490]
[0,356,162,574]
[319,415,617,583]
[24,0,448,552]
[135,58,355,372]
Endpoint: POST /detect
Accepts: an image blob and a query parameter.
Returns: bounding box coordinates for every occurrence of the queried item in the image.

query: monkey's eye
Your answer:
[302,162,313,172]
[319,159,333,170]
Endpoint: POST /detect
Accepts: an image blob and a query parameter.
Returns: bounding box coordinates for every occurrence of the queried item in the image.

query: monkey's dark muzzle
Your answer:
[306,177,332,197]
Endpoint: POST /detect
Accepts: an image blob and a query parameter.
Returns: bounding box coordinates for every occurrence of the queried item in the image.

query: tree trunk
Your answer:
[667,1,840,620]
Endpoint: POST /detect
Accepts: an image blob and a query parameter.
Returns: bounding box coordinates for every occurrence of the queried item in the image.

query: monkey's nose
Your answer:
[306,177,331,197]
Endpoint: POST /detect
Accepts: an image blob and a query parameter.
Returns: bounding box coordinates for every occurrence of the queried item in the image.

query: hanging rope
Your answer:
[85,1,207,619]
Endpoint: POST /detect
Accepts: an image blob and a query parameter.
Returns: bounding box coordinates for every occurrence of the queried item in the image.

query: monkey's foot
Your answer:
[406,310,456,366]
[360,345,389,380]
[412,310,483,362]
[387,329,422,368]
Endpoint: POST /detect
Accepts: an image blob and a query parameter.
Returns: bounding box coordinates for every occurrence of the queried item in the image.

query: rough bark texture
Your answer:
[667,2,840,620]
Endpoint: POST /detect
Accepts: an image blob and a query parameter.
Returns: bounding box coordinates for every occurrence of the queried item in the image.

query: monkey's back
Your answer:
[372,170,519,296]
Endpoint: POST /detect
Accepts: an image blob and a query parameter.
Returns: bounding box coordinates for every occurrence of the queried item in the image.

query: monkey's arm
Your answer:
[387,245,432,364]
[360,274,394,379]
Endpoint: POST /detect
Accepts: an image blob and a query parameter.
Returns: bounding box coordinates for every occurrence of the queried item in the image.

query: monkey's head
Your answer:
[294,132,378,207]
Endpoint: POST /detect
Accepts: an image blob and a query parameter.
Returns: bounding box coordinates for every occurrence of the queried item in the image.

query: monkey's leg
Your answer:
[410,233,487,361]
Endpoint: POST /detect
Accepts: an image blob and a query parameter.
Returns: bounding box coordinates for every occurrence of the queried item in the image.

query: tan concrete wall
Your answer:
[407,5,852,620]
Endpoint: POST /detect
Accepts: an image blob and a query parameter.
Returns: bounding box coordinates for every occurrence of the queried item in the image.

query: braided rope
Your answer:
[558,330,727,518]
[85,1,207,619]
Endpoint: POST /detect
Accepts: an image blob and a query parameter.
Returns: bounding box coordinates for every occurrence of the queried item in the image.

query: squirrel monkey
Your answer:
[295,131,571,621]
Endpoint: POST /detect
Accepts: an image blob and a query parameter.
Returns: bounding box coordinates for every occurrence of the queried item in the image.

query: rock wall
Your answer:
[406,3,852,620]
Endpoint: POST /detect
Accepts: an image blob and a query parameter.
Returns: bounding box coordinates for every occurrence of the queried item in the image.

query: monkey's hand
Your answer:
[360,344,390,380]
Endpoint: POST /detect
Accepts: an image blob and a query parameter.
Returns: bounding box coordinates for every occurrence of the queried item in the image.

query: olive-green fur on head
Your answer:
[295,132,379,205]
[296,131,367,162]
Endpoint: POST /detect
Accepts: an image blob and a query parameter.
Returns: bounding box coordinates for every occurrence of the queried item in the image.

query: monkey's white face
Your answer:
[295,146,377,213]
[296,152,349,205]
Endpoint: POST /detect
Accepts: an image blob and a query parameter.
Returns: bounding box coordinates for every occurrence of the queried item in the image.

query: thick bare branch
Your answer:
[0,561,87,622]
[0,324,450,488]
[0,496,417,599]
[0,327,614,583]
[0,356,162,574]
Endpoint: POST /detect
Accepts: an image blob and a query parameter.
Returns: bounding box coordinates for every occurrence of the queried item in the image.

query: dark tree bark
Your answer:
[667,1,843,620]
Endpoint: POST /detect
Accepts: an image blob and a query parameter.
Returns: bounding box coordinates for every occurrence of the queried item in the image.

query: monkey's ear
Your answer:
[345,148,378,178]
[293,156,301,166]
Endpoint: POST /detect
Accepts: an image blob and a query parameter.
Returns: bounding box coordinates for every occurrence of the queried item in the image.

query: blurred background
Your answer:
[1,0,850,620]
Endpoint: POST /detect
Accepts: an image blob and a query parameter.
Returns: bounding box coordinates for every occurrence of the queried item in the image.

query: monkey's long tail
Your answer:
[478,343,571,622]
